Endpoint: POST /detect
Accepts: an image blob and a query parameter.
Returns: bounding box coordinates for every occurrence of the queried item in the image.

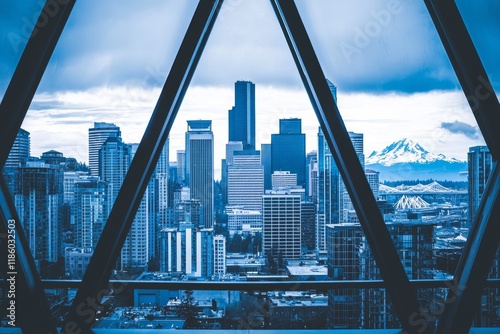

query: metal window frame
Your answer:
[0,0,498,333]
[423,1,500,332]
[0,1,75,333]
[61,1,224,332]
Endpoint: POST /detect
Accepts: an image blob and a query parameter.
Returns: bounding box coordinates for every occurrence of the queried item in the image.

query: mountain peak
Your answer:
[366,138,462,166]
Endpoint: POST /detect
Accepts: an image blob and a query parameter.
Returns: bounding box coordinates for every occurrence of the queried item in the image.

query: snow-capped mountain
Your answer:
[366,139,467,181]
[366,138,462,166]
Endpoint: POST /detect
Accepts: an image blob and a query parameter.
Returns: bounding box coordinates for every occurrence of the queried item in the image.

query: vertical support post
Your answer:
[61,1,223,332]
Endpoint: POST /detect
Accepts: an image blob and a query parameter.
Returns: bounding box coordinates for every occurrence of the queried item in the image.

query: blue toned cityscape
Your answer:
[1,1,499,332]
[2,80,498,330]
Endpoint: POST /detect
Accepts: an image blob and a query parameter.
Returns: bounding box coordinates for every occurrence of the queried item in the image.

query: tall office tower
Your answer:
[176,150,185,184]
[214,235,227,277]
[121,143,158,270]
[185,120,214,228]
[228,80,255,150]
[468,146,493,226]
[222,141,244,205]
[316,127,341,252]
[15,160,63,264]
[365,169,380,200]
[227,150,264,212]
[89,122,121,176]
[156,140,169,229]
[99,136,131,213]
[262,193,301,259]
[74,178,107,249]
[271,118,306,188]
[261,143,272,190]
[271,171,297,189]
[5,128,30,169]
[301,202,316,251]
[306,151,318,201]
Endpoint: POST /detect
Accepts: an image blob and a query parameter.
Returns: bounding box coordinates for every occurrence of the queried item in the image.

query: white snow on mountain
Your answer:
[366,138,463,166]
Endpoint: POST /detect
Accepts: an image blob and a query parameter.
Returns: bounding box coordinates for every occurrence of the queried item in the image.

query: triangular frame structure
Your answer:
[0,1,499,333]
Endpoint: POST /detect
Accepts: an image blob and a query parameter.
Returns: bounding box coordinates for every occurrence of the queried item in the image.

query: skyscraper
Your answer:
[5,128,30,169]
[186,120,214,228]
[74,178,107,249]
[262,192,301,259]
[228,80,255,150]
[98,136,131,213]
[176,150,185,184]
[15,160,63,264]
[227,150,264,212]
[271,118,306,188]
[468,146,493,226]
[261,143,272,190]
[88,122,121,176]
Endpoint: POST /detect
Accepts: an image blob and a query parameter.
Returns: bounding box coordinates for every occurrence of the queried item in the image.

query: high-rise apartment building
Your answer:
[74,178,107,249]
[228,80,255,150]
[214,235,227,277]
[88,122,121,176]
[271,118,306,188]
[15,160,63,264]
[98,136,131,213]
[185,120,214,228]
[262,193,301,259]
[5,128,30,169]
[121,143,159,270]
[227,150,264,212]
[158,225,214,278]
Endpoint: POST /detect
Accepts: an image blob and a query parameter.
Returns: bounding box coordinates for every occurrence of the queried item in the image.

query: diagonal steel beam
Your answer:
[0,0,76,169]
[61,1,223,332]
[423,1,500,333]
[0,1,75,333]
[424,0,500,162]
[270,1,427,333]
[434,162,500,334]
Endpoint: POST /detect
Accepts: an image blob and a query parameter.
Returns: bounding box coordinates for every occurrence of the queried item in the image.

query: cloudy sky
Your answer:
[1,0,499,179]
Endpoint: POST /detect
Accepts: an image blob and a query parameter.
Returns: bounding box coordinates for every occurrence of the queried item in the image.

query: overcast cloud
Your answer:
[1,0,498,178]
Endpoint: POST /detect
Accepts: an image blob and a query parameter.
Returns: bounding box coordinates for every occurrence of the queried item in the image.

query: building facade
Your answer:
[185,120,214,228]
[228,80,255,150]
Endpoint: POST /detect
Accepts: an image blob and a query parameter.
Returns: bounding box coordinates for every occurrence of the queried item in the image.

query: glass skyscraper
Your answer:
[271,118,306,188]
[228,80,256,150]
[185,120,214,228]
[88,122,121,177]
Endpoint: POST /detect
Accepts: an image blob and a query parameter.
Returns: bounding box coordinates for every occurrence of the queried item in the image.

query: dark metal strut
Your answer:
[424,0,500,333]
[61,0,224,332]
[270,1,426,333]
[0,1,76,333]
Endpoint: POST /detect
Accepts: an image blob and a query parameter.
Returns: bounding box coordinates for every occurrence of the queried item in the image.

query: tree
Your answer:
[178,290,199,328]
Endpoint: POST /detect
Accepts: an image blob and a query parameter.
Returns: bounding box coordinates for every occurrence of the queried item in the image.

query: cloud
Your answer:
[440,121,479,139]
[1,0,498,95]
